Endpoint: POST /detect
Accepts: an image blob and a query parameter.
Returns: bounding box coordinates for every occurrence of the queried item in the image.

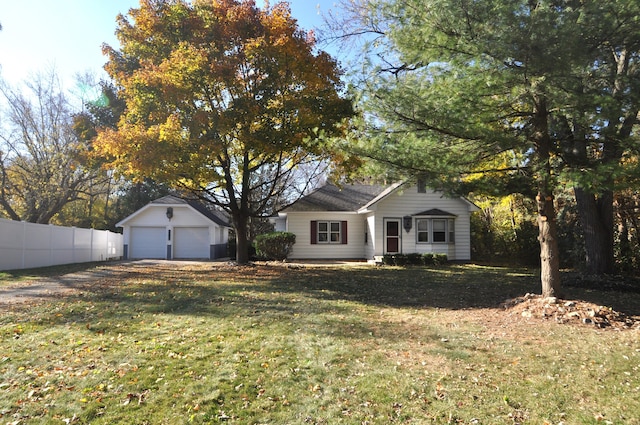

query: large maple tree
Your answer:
[95,0,354,263]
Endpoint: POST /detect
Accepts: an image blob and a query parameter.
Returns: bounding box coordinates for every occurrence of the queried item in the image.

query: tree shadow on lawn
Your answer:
[282,265,543,309]
[12,262,640,322]
[72,263,543,313]
[87,265,640,315]
[272,265,640,317]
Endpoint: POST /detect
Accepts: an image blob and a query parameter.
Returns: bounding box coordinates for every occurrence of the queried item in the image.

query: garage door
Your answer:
[174,227,209,259]
[130,227,166,259]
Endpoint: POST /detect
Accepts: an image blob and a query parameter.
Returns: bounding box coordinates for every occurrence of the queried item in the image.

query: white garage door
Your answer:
[130,227,166,259]
[174,227,209,259]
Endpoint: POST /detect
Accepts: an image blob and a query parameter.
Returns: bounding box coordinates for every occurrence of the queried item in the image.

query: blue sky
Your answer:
[0,0,341,90]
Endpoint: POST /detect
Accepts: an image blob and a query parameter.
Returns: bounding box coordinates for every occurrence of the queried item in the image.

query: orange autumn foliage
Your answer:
[94,0,355,263]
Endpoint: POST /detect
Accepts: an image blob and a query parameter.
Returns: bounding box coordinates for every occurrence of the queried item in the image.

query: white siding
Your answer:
[272,217,287,232]
[364,213,375,259]
[120,204,230,260]
[286,212,366,259]
[370,186,475,260]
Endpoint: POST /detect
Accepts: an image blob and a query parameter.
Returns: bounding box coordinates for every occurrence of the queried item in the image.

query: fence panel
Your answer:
[50,225,74,265]
[74,227,93,264]
[0,219,25,270]
[0,218,123,271]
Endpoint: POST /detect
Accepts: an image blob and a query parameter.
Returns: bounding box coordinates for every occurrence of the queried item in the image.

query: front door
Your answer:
[385,219,401,254]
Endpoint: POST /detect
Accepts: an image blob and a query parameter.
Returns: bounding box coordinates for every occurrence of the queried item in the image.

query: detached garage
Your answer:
[117,195,231,260]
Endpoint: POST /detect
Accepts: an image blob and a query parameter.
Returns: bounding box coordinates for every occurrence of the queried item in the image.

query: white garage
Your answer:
[116,195,231,260]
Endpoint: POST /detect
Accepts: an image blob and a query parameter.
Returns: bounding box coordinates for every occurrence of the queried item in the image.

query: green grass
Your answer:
[1,262,639,424]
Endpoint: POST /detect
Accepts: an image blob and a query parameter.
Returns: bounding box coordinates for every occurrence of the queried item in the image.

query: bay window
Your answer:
[415,218,455,243]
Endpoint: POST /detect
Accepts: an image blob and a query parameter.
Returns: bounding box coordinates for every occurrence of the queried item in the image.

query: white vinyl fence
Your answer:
[0,218,123,271]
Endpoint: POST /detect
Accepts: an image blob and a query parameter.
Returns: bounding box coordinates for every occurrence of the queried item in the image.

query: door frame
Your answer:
[383,218,402,254]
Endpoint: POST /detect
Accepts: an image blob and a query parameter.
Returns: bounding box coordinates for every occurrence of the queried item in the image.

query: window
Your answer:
[318,221,341,243]
[417,177,427,193]
[311,221,347,244]
[448,219,455,243]
[416,218,455,243]
[417,219,429,242]
[433,219,446,242]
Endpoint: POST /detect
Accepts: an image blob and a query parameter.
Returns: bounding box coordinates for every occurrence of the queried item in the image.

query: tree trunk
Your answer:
[537,192,562,297]
[531,88,561,297]
[233,213,250,265]
[574,188,615,274]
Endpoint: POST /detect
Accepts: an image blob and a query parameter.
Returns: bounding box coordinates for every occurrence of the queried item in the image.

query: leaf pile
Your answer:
[501,293,640,330]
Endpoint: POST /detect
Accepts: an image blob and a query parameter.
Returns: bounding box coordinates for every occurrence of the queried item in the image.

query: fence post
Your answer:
[49,224,54,267]
[72,227,76,264]
[21,221,26,269]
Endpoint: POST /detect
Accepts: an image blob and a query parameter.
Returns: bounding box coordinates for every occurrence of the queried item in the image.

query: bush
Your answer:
[382,253,447,267]
[382,254,395,265]
[393,254,408,266]
[254,232,296,261]
[407,253,423,265]
[421,253,435,266]
[434,253,448,265]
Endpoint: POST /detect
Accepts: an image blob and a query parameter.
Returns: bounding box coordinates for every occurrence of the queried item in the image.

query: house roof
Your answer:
[284,182,389,212]
[357,181,404,212]
[282,181,480,215]
[116,195,231,228]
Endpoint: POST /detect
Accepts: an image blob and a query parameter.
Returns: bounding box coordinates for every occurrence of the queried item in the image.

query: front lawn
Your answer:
[1,262,639,424]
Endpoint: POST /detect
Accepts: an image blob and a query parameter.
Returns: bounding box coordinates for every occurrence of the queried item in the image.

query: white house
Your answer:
[116,195,231,260]
[272,181,480,261]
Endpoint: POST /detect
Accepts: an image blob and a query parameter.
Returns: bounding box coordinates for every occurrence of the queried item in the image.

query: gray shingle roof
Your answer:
[284,183,389,212]
[151,195,231,227]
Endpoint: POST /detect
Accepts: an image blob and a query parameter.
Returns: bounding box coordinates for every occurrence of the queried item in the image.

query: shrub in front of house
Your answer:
[393,254,408,266]
[382,254,395,265]
[421,253,435,265]
[254,232,296,261]
[382,253,448,267]
[407,253,423,265]
[434,253,448,265]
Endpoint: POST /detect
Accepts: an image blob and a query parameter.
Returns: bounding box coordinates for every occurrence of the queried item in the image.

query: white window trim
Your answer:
[415,217,455,244]
[317,220,342,244]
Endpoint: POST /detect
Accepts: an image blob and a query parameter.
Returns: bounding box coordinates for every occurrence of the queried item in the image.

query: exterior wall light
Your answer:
[403,215,412,232]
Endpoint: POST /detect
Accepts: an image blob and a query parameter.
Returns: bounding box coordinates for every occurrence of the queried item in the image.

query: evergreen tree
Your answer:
[343,0,640,295]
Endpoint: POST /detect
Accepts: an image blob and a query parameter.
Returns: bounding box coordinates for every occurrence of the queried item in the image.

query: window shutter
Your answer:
[341,221,348,244]
[311,221,317,244]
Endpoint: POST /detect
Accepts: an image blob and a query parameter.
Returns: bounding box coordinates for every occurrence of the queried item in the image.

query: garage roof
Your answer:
[116,195,231,228]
